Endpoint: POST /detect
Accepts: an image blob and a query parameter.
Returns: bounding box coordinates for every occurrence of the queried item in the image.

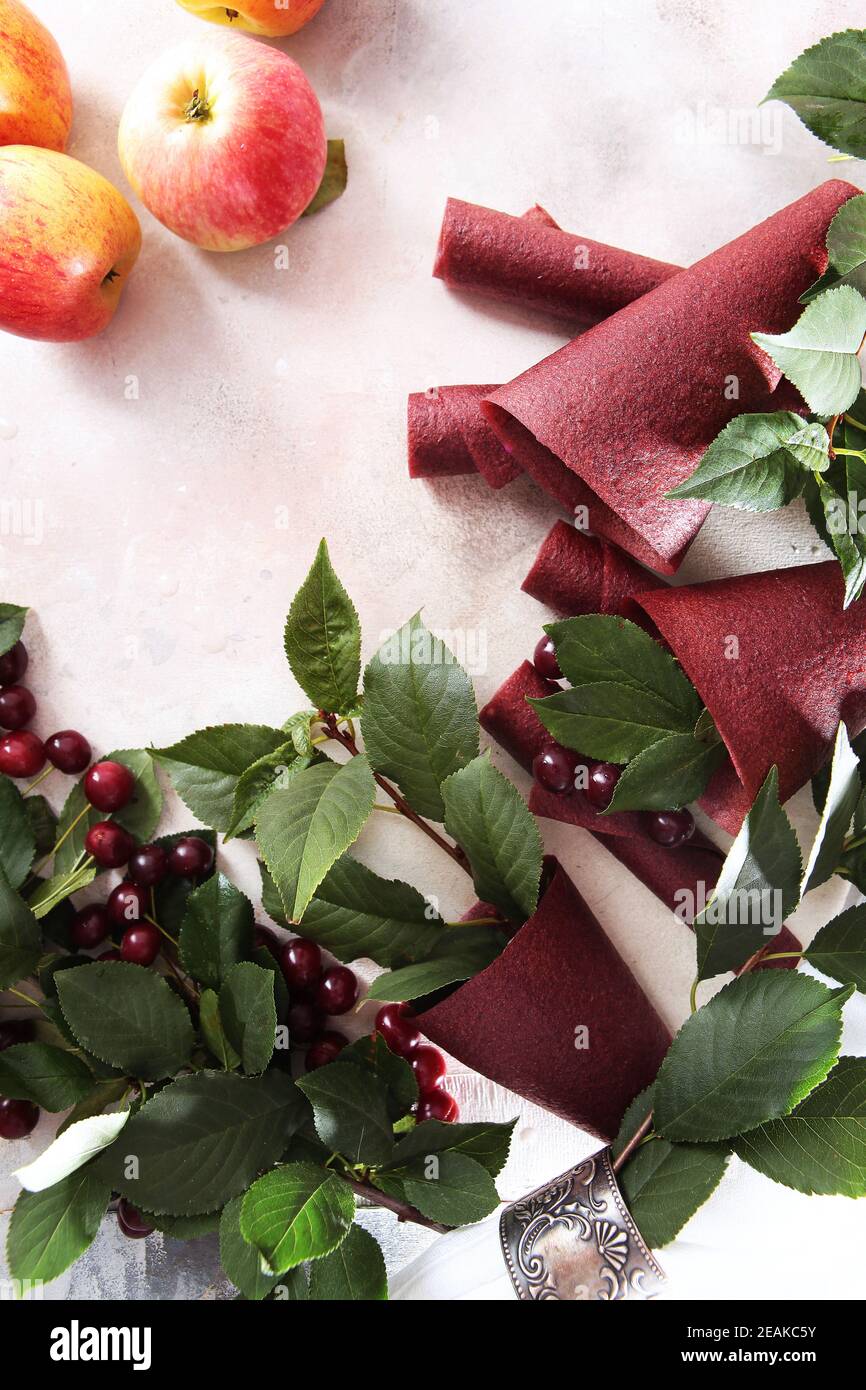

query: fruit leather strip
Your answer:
[522,520,665,620]
[418,859,672,1139]
[407,384,522,487]
[433,197,680,324]
[635,561,866,836]
[483,180,859,573]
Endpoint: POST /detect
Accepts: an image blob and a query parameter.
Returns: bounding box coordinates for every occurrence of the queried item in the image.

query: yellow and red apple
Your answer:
[0,147,141,341]
[174,0,327,38]
[0,0,73,150]
[118,33,326,252]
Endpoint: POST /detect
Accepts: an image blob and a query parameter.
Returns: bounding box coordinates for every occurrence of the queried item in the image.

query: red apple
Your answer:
[0,0,73,150]
[118,33,326,252]
[0,146,142,342]
[175,0,326,36]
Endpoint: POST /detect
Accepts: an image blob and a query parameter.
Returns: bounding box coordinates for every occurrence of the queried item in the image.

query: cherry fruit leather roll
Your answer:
[483,180,859,573]
[417,859,672,1139]
[522,520,665,621]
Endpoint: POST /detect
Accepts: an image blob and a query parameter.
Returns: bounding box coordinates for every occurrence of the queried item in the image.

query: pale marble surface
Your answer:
[1,0,865,1299]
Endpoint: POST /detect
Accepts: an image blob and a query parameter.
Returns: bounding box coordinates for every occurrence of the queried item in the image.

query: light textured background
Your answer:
[1,0,865,1300]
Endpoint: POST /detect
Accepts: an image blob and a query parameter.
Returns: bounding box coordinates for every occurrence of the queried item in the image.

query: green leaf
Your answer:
[255,758,376,923]
[380,1151,499,1227]
[96,1070,306,1215]
[653,971,852,1142]
[812,471,866,607]
[225,743,314,840]
[0,1042,94,1111]
[145,1210,220,1241]
[528,683,696,763]
[802,193,866,302]
[297,1061,394,1166]
[300,853,444,966]
[339,1033,417,1120]
[303,138,348,217]
[805,903,866,989]
[57,1078,129,1135]
[694,768,802,982]
[220,1194,279,1300]
[54,748,163,875]
[0,774,35,889]
[751,286,866,418]
[23,793,56,856]
[7,1171,110,1285]
[259,861,288,926]
[442,755,542,922]
[219,962,277,1075]
[606,731,727,814]
[179,872,255,990]
[545,614,702,718]
[612,1084,655,1161]
[733,1056,866,1196]
[151,724,288,832]
[252,945,290,1019]
[28,862,97,919]
[361,614,479,821]
[0,602,27,656]
[198,988,242,1070]
[765,31,866,158]
[56,962,195,1081]
[240,1162,355,1275]
[365,937,499,1001]
[284,539,361,713]
[14,1111,129,1190]
[309,1222,387,1300]
[0,864,40,988]
[619,1137,730,1248]
[803,723,861,893]
[389,1118,516,1178]
[666,412,828,510]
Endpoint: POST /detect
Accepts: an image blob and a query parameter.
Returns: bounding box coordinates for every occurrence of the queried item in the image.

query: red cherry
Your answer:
[0,730,45,778]
[305,1031,348,1071]
[107,882,146,927]
[586,761,622,811]
[288,1000,324,1044]
[96,948,122,962]
[533,635,562,681]
[117,1199,154,1239]
[645,809,695,848]
[0,1097,39,1139]
[44,729,91,774]
[0,640,28,685]
[166,836,213,878]
[84,821,134,870]
[411,1044,447,1092]
[84,760,135,812]
[281,937,323,996]
[375,1003,421,1057]
[0,685,36,730]
[316,966,358,1016]
[120,922,161,966]
[0,1018,36,1051]
[532,745,579,794]
[71,904,112,950]
[416,1088,459,1124]
[128,844,167,888]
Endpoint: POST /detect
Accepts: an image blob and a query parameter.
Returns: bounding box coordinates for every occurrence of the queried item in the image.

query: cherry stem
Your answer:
[445,916,501,927]
[23,766,53,795]
[29,804,91,880]
[2,985,48,1016]
[345,1176,450,1235]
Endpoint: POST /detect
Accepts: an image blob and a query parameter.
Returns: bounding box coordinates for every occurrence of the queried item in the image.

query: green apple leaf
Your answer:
[7,1171,111,1286]
[219,962,276,1075]
[297,1061,394,1167]
[151,724,288,832]
[0,1042,94,1111]
[284,539,361,714]
[442,755,542,922]
[751,285,866,418]
[179,872,255,991]
[765,31,866,158]
[309,1222,387,1300]
[666,412,829,510]
[361,614,479,822]
[56,962,195,1081]
[303,139,348,218]
[300,853,444,966]
[240,1163,355,1275]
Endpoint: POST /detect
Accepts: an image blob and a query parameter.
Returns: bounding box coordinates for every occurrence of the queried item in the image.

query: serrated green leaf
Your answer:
[0,774,35,889]
[380,1151,499,1227]
[199,988,241,1070]
[803,723,861,893]
[0,602,27,656]
[802,193,866,302]
[14,1111,129,1191]
[303,139,348,218]
[528,683,694,763]
[297,1061,394,1166]
[545,614,702,717]
[7,1171,110,1286]
[179,872,255,991]
[441,755,542,922]
[695,768,802,981]
[225,743,315,840]
[54,749,163,876]
[0,1042,94,1111]
[96,1071,306,1215]
[146,1210,220,1240]
[340,1033,418,1120]
[365,936,499,1002]
[23,793,56,856]
[28,862,97,919]
[805,903,866,989]
[765,31,866,158]
[812,471,866,606]
[57,1078,129,1135]
[606,731,727,814]
[300,853,444,966]
[241,1162,355,1275]
[151,725,288,832]
[309,1222,387,1300]
[220,1193,279,1300]
[619,1136,730,1248]
[361,614,479,822]
[751,286,866,418]
[56,962,195,1081]
[219,962,276,1075]
[0,864,39,988]
[733,1056,866,1195]
[255,758,376,923]
[653,971,851,1143]
[612,1084,655,1161]
[667,412,828,510]
[389,1118,516,1178]
[284,540,361,714]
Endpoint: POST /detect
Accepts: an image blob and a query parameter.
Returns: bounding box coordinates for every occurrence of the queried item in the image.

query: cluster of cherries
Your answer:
[531,634,696,850]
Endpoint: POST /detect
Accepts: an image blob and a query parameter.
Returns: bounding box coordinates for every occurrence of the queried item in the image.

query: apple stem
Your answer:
[184,89,211,123]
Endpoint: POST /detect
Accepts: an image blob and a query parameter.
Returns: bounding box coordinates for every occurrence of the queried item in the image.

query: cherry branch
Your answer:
[344,1175,450,1235]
